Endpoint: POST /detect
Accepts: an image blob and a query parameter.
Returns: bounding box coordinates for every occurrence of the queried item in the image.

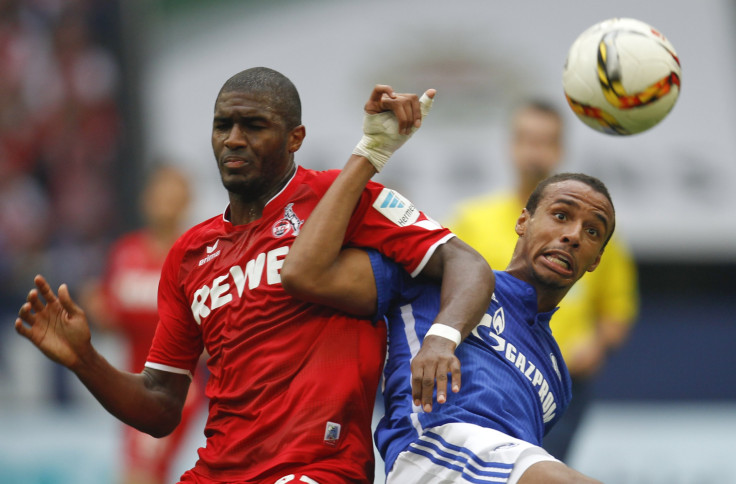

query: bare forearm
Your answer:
[424,238,495,339]
[72,350,185,437]
[282,155,376,296]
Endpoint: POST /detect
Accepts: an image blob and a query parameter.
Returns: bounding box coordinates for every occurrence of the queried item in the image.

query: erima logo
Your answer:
[199,240,222,266]
[373,188,419,227]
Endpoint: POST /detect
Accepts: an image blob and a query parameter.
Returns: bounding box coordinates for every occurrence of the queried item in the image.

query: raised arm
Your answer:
[283,85,495,411]
[281,85,430,314]
[15,275,190,437]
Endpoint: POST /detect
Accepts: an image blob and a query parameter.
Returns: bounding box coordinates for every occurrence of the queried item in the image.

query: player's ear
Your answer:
[515,209,530,237]
[288,125,306,153]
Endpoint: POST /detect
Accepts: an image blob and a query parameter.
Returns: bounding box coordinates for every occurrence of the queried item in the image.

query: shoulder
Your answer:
[167,215,222,260]
[296,167,340,191]
[299,166,386,196]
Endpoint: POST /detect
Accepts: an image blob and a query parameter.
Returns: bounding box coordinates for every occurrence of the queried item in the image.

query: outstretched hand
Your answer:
[15,275,93,370]
[410,335,461,413]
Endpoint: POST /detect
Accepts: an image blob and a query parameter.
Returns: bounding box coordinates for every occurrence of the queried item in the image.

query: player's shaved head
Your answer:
[218,67,302,129]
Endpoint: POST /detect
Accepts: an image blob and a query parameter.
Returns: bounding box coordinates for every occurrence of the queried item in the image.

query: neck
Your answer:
[228,164,296,225]
[504,261,569,313]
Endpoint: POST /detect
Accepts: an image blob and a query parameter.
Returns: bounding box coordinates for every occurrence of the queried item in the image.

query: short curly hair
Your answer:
[217,67,302,129]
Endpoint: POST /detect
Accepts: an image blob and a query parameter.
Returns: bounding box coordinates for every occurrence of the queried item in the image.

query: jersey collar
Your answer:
[220,166,305,226]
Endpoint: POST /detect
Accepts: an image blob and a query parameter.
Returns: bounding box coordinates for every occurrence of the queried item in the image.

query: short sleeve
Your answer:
[145,244,204,377]
[346,182,455,277]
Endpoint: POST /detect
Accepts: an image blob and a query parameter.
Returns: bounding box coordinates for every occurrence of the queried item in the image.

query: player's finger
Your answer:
[27,289,45,314]
[15,317,32,338]
[398,100,417,135]
[435,363,449,404]
[34,275,57,305]
[18,302,35,326]
[368,84,395,104]
[394,93,422,134]
[450,356,461,394]
[409,93,423,130]
[411,362,423,407]
[421,364,437,413]
[58,284,81,317]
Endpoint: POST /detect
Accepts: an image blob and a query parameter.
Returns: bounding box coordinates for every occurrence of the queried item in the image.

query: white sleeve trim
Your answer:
[410,233,456,278]
[144,362,193,380]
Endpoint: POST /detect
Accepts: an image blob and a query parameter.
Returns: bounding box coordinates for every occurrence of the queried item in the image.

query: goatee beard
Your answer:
[222,178,267,203]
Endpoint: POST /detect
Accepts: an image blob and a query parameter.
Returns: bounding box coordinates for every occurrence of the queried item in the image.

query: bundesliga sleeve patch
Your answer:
[373,188,420,227]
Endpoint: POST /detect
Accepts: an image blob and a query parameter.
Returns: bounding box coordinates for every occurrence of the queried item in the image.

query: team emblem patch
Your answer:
[492,307,506,334]
[272,203,303,238]
[323,421,341,446]
[373,188,419,227]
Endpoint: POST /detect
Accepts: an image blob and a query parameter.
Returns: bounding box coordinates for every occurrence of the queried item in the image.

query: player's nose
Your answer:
[224,125,247,149]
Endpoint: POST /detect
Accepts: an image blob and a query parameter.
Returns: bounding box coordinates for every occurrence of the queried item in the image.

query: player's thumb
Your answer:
[58,284,82,317]
[420,89,436,117]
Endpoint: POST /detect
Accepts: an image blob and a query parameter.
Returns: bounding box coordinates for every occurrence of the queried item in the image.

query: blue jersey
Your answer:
[369,251,572,473]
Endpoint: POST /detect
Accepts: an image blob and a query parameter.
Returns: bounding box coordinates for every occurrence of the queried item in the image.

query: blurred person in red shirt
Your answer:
[84,164,207,484]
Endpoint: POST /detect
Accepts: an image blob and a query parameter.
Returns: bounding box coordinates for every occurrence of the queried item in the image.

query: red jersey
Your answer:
[102,231,163,370]
[146,166,454,483]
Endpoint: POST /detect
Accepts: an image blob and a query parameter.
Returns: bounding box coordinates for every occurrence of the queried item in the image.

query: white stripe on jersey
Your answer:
[410,233,456,277]
[144,361,193,379]
[400,303,424,416]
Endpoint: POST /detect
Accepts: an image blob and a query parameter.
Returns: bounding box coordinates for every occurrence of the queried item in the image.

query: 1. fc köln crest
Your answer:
[272,203,304,238]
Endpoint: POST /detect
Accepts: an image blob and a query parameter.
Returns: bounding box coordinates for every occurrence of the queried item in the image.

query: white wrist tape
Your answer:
[353,92,434,172]
[424,324,462,347]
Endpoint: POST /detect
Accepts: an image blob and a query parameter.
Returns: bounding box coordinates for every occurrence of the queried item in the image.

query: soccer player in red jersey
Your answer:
[83,164,206,484]
[15,67,492,484]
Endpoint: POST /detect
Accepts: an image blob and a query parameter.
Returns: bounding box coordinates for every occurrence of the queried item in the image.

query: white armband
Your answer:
[424,324,462,347]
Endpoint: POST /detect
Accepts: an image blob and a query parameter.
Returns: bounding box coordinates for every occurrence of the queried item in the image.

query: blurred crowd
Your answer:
[0,0,124,403]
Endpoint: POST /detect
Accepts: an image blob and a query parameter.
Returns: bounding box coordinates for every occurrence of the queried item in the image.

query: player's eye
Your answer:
[213,120,231,131]
[554,212,566,221]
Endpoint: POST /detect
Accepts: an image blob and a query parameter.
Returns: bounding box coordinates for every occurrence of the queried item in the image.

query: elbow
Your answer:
[148,420,179,438]
[280,263,319,301]
[142,406,182,438]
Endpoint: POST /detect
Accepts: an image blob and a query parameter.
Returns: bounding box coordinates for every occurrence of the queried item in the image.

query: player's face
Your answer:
[211,90,304,202]
[142,169,190,230]
[514,180,613,291]
[510,108,563,182]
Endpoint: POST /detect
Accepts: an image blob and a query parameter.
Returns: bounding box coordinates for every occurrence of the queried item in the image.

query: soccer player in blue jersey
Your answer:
[282,89,610,483]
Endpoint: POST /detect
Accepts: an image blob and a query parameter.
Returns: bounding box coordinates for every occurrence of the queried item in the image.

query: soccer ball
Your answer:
[562,17,681,135]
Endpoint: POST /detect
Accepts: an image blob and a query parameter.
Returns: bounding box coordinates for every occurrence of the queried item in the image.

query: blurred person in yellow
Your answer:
[447,99,639,460]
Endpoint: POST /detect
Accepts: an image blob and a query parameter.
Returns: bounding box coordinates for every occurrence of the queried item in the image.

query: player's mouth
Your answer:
[541,251,574,276]
[222,156,251,169]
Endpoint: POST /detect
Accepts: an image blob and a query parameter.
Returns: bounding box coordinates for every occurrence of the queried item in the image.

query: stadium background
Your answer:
[0,1,734,483]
